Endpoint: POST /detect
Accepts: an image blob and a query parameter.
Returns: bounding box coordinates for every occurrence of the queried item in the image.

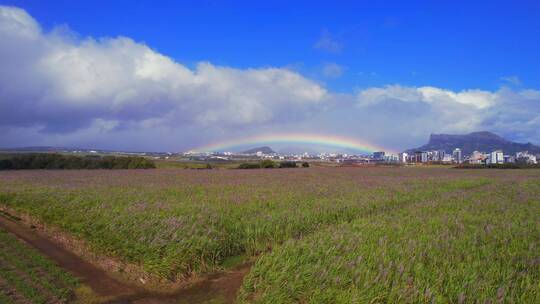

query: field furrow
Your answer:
[0,169,492,281]
[0,167,539,303]
[0,227,78,304]
[239,179,540,303]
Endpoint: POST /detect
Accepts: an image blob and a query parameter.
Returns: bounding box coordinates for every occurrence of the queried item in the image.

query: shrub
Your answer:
[279,161,297,168]
[260,159,276,168]
[0,154,156,170]
[301,162,310,168]
[238,163,261,169]
[0,159,13,170]
[454,163,540,169]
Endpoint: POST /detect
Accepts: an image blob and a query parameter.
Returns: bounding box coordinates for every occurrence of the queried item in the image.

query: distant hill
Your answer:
[406,131,540,155]
[241,146,276,154]
[0,146,79,152]
[0,146,170,157]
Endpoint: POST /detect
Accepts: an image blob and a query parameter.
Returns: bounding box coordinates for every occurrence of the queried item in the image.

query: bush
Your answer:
[454,163,540,169]
[0,154,156,170]
[238,163,261,169]
[238,160,302,169]
[0,159,13,170]
[279,161,297,168]
[260,159,276,168]
[301,162,310,168]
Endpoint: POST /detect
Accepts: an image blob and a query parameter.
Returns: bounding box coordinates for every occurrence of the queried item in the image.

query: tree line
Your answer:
[237,160,309,169]
[454,163,540,169]
[0,153,156,170]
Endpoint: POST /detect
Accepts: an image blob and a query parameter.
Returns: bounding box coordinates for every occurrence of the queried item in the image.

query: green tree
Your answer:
[260,159,276,168]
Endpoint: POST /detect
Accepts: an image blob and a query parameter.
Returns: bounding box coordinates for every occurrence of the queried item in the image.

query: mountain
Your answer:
[241,146,276,154]
[407,131,540,155]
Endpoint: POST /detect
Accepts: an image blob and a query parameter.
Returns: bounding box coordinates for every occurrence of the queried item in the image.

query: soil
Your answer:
[106,264,251,304]
[0,213,251,304]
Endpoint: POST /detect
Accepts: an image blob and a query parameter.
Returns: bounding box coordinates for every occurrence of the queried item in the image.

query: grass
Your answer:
[0,227,79,303]
[0,168,490,280]
[153,160,243,169]
[0,167,539,302]
[238,178,540,303]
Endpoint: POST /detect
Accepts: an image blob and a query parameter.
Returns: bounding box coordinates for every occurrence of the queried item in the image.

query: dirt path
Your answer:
[107,264,251,304]
[0,213,251,303]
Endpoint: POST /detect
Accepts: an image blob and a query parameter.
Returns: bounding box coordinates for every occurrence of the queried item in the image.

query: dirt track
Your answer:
[0,213,250,303]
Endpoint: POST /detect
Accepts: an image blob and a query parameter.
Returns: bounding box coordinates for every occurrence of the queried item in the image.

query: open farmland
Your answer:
[239,175,540,303]
[0,226,78,303]
[0,167,539,303]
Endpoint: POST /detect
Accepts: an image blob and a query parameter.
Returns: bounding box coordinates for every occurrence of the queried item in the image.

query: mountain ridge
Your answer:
[406,131,540,155]
[241,146,276,154]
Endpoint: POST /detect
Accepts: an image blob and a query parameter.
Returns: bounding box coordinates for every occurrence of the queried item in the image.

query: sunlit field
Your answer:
[0,167,539,303]
[239,174,540,303]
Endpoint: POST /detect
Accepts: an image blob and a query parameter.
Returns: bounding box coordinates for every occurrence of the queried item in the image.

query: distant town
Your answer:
[181,131,539,165]
[181,147,538,165]
[1,132,539,166]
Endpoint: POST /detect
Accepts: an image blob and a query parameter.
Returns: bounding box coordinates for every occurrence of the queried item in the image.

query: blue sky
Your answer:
[1,1,539,152]
[11,1,540,91]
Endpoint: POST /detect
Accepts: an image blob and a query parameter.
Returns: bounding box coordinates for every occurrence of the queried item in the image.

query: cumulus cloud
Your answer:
[355,85,540,145]
[357,85,496,109]
[0,5,328,134]
[1,6,539,151]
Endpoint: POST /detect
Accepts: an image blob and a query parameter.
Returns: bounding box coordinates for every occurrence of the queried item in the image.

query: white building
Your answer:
[385,154,399,163]
[516,151,537,164]
[504,155,515,163]
[452,148,462,164]
[399,152,408,163]
[489,150,504,164]
[430,150,445,162]
[469,151,487,164]
[442,155,453,163]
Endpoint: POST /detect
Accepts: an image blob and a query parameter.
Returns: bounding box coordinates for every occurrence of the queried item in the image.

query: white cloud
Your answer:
[500,75,522,86]
[357,85,495,109]
[0,5,328,133]
[355,85,540,145]
[0,5,40,38]
[1,6,539,151]
[314,29,342,53]
[321,62,344,78]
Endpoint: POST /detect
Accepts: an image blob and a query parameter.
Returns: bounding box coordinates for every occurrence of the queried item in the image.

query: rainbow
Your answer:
[190,133,394,154]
